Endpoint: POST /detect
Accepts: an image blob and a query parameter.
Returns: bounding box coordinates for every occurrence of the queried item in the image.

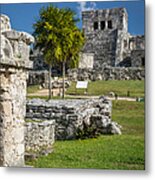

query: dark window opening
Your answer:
[108,20,112,29]
[124,40,128,48]
[94,22,98,30]
[101,21,105,30]
[142,57,145,66]
[95,11,98,17]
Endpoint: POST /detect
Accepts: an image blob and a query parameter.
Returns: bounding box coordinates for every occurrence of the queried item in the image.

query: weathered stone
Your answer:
[107,122,122,135]
[68,67,145,81]
[25,121,55,153]
[79,53,94,69]
[27,70,48,86]
[26,98,121,140]
[0,14,33,167]
[80,8,145,69]
[0,14,11,32]
[27,7,144,87]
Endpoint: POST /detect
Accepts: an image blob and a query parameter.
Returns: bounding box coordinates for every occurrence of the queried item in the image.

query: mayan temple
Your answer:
[80,7,145,69]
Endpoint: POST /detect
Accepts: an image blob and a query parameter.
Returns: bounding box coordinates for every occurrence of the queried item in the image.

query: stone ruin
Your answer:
[29,7,145,84]
[81,7,145,68]
[68,7,145,81]
[0,14,34,166]
[25,98,121,141]
[68,67,145,81]
[24,95,121,160]
[0,14,121,167]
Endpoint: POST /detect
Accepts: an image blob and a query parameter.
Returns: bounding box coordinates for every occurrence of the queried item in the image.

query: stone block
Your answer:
[0,14,33,167]
[25,98,121,140]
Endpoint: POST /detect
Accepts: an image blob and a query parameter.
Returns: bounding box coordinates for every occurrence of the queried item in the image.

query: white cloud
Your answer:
[77,1,97,18]
[90,2,97,9]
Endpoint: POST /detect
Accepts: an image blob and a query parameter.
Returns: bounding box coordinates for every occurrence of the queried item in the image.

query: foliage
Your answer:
[33,5,85,99]
[26,101,145,170]
[33,5,84,65]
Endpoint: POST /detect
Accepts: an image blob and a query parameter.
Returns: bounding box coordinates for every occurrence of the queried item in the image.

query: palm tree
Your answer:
[33,5,85,99]
[61,28,85,99]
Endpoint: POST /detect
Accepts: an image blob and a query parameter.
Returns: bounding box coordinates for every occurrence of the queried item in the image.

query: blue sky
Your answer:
[0,1,145,35]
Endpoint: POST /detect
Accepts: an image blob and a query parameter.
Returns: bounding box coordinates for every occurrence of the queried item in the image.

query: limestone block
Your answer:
[26,98,119,140]
[15,144,25,156]
[108,122,122,135]
[79,53,94,69]
[0,14,33,167]
[0,34,14,59]
[3,30,34,45]
[25,120,55,153]
[3,30,21,40]
[0,101,12,117]
[67,67,145,81]
[12,127,25,143]
[0,14,11,32]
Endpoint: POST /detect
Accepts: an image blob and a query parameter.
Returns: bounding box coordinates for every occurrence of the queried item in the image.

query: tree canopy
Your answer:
[33,5,85,68]
[33,5,85,99]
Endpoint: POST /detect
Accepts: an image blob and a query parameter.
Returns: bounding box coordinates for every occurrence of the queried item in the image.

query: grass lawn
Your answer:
[27,95,60,100]
[66,80,144,98]
[26,100,145,170]
[26,95,76,100]
[27,80,144,99]
[27,85,40,94]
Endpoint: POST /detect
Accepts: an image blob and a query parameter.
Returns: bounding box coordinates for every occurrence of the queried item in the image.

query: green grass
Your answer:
[27,85,40,94]
[27,96,47,100]
[112,101,145,135]
[25,119,44,123]
[26,95,75,100]
[27,80,144,98]
[26,100,145,170]
[66,80,144,98]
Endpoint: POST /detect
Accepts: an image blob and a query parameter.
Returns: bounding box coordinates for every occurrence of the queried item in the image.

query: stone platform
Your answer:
[26,98,121,141]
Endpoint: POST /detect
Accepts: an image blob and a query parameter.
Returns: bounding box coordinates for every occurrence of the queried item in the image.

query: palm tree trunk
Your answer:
[62,61,65,99]
[48,64,52,100]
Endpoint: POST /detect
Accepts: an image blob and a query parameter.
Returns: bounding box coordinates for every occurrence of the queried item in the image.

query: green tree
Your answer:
[33,5,85,99]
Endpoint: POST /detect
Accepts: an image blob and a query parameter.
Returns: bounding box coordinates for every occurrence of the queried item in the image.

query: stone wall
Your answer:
[129,35,145,51]
[0,68,27,167]
[30,49,48,71]
[131,50,145,67]
[0,14,34,167]
[79,53,94,69]
[28,7,145,85]
[27,70,49,87]
[26,98,121,140]
[68,67,145,81]
[25,120,55,153]
[82,8,128,68]
[81,8,145,69]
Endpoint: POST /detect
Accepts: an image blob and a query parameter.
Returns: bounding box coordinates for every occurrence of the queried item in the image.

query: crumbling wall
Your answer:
[79,53,94,69]
[27,70,48,86]
[129,35,145,67]
[0,14,34,167]
[129,35,145,51]
[68,67,145,81]
[82,8,128,68]
[80,8,145,69]
[131,50,145,67]
[26,98,121,140]
[27,7,145,85]
[25,120,55,153]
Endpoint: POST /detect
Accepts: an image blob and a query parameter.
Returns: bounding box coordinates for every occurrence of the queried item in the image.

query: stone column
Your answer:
[0,14,34,167]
